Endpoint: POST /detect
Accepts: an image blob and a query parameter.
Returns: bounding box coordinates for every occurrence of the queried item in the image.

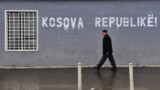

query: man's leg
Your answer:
[96,55,107,70]
[108,54,117,71]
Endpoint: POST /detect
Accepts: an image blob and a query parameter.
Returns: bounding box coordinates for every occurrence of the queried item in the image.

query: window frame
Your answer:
[5,10,39,51]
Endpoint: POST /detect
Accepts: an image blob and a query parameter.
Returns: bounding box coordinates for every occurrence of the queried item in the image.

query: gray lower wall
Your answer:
[0,1,160,67]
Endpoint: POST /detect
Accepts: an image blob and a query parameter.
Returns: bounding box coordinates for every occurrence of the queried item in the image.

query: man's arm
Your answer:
[105,36,112,54]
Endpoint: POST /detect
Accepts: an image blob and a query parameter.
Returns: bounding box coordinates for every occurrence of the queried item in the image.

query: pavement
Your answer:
[0,67,159,90]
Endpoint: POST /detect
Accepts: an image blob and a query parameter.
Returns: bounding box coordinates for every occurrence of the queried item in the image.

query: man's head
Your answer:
[102,30,108,36]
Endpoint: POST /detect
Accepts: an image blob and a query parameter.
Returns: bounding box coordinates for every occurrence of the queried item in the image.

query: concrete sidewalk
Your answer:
[0,67,159,90]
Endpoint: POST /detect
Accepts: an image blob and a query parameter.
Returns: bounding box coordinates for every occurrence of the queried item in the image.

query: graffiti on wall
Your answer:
[42,17,84,31]
[42,14,158,31]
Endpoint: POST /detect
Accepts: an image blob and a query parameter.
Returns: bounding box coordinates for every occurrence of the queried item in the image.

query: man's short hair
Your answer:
[102,30,108,33]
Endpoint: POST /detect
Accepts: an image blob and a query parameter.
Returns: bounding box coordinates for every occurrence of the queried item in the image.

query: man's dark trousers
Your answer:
[97,54,117,69]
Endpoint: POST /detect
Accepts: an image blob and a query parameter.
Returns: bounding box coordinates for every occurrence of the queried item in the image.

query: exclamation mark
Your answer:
[155,17,157,27]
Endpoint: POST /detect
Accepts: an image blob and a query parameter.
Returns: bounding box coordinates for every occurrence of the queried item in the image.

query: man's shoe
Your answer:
[94,66,100,70]
[110,68,117,72]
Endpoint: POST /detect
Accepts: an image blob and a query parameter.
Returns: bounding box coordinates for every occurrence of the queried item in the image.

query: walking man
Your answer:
[95,30,117,71]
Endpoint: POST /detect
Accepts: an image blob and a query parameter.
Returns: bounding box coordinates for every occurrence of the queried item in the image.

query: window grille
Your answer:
[5,10,38,51]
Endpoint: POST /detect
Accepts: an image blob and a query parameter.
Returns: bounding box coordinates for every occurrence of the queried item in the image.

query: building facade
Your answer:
[0,0,160,67]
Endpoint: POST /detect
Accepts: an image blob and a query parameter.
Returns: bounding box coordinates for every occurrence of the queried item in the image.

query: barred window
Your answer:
[5,10,38,51]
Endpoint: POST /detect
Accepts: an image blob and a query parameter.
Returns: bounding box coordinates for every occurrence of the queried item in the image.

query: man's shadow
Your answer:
[95,70,117,90]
